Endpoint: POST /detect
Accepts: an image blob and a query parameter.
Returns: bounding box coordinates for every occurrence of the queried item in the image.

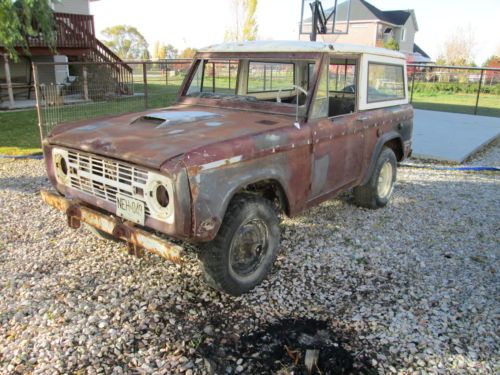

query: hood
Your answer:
[48,105,293,169]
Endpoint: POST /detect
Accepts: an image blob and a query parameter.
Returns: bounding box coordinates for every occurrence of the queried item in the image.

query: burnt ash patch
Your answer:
[199,318,375,374]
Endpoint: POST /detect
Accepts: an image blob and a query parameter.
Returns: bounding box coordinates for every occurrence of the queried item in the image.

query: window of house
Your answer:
[367,63,405,103]
[400,28,406,41]
[247,62,295,93]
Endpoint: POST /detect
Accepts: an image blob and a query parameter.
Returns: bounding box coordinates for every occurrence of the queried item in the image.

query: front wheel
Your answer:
[199,194,280,296]
[353,147,397,209]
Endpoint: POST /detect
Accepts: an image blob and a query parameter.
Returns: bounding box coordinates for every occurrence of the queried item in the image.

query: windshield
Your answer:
[184,58,317,109]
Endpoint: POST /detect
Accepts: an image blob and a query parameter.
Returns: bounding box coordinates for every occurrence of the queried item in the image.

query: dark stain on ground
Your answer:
[199,318,375,374]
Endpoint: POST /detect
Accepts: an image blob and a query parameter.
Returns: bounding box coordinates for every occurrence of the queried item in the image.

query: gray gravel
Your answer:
[0,147,499,374]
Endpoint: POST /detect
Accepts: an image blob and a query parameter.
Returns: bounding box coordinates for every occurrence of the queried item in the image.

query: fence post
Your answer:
[165,60,169,87]
[3,54,15,108]
[410,67,416,103]
[32,63,44,142]
[143,62,148,108]
[82,66,89,101]
[474,69,484,115]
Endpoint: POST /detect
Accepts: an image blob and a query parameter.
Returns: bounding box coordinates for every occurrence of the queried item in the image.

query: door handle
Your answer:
[357,116,369,122]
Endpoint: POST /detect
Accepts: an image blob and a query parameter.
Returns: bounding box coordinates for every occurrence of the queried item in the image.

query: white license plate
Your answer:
[116,194,145,225]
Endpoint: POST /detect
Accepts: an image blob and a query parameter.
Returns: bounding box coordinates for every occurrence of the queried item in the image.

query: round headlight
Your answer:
[155,184,169,208]
[54,153,68,182]
[59,157,68,175]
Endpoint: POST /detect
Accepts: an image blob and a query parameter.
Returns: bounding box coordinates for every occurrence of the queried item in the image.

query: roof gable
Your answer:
[359,0,411,26]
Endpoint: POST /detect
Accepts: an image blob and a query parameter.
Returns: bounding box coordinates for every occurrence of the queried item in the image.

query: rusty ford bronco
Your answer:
[41,41,413,295]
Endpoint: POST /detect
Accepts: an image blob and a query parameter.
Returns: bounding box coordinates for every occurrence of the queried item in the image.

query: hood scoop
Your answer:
[131,111,221,128]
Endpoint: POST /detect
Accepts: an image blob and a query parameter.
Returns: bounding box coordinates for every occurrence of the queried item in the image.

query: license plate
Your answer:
[116,194,145,225]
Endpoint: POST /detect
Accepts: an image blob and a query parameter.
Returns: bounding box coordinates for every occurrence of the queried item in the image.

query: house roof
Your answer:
[413,44,430,59]
[359,0,412,26]
[199,40,406,59]
[302,1,418,31]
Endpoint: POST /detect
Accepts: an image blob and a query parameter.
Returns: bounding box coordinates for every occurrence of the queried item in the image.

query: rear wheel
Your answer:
[199,194,280,296]
[353,147,397,209]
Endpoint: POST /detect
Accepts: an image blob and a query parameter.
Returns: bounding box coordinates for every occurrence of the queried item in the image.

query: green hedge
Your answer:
[411,81,500,95]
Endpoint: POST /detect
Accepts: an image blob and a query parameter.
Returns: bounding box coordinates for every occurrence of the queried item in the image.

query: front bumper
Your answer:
[40,189,183,263]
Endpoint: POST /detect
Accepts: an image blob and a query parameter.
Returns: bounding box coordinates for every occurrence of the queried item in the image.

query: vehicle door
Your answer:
[308,56,372,201]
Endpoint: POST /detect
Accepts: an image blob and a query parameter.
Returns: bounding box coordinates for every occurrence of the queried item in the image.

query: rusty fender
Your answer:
[40,189,183,263]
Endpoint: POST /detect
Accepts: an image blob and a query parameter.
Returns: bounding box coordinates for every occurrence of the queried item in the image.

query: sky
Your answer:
[90,0,500,64]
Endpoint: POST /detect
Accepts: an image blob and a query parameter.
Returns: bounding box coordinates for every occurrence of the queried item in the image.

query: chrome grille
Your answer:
[66,150,151,216]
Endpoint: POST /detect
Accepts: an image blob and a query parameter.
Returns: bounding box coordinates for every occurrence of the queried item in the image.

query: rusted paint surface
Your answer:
[40,189,183,263]
[42,50,413,244]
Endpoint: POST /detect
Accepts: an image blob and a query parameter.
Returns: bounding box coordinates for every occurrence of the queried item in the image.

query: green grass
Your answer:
[0,83,498,156]
[411,93,500,117]
[0,109,41,156]
[0,84,181,156]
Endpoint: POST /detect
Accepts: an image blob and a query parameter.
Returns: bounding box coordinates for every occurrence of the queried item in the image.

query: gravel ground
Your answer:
[0,146,498,374]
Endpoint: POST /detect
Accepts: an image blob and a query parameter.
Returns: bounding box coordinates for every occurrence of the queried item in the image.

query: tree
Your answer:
[242,0,258,41]
[152,40,161,60]
[179,48,197,58]
[382,38,399,51]
[483,55,500,84]
[224,0,258,42]
[0,0,55,60]
[483,55,500,68]
[437,26,476,66]
[101,25,149,60]
[162,44,178,59]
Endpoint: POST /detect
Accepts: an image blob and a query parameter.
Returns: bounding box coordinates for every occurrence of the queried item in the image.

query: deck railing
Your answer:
[25,13,95,49]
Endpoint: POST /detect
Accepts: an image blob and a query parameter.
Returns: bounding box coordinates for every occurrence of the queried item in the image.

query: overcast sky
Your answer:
[90,0,500,64]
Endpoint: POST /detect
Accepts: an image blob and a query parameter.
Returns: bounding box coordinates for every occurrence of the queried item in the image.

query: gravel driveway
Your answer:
[0,149,498,374]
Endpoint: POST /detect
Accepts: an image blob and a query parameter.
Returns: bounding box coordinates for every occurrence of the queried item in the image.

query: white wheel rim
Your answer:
[377,162,393,198]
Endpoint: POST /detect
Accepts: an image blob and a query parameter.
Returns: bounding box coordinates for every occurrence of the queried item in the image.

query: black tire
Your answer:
[85,223,120,242]
[353,147,397,209]
[199,194,280,296]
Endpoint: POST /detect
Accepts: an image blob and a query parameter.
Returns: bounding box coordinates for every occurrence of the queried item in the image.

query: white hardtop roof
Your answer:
[199,40,406,59]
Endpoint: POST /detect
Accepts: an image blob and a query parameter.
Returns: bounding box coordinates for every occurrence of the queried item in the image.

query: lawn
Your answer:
[0,84,180,156]
[411,92,500,117]
[0,84,499,156]
[0,109,41,156]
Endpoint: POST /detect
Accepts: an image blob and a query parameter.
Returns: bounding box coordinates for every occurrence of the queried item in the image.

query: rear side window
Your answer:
[367,63,405,102]
[248,62,294,93]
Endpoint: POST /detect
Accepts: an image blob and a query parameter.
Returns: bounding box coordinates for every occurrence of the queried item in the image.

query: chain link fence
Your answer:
[32,60,500,139]
[33,60,192,138]
[407,64,500,117]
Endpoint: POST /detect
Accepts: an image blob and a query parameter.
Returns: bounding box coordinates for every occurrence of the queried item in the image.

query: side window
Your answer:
[310,60,329,119]
[328,59,357,117]
[367,63,405,102]
[202,60,239,94]
[248,62,294,93]
[186,61,203,95]
[329,59,356,93]
[186,59,239,95]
